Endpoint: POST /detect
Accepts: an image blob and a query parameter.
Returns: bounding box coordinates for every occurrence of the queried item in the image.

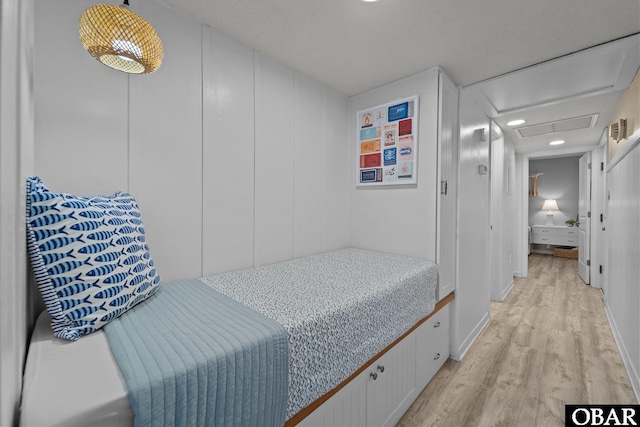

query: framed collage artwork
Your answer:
[356,95,419,186]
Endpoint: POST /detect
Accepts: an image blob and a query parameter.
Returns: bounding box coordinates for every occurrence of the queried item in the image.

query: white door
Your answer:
[578,153,591,284]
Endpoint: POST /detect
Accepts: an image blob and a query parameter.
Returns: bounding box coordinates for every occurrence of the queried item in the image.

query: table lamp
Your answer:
[542,199,559,225]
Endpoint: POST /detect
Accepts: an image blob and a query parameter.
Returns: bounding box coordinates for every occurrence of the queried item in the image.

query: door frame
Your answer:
[588,130,609,290]
[516,147,603,283]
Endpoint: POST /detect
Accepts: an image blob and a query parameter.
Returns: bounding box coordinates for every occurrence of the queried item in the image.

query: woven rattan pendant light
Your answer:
[79,0,163,74]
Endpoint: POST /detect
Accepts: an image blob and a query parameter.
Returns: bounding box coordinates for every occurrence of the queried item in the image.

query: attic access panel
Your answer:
[514,114,598,138]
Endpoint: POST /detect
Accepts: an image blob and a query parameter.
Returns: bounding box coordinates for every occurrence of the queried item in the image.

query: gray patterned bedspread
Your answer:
[200,247,438,419]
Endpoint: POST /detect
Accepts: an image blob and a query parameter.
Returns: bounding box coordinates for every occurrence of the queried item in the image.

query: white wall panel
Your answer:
[451,90,491,360]
[202,28,255,275]
[129,1,203,281]
[294,74,327,258]
[34,0,127,195]
[323,89,350,252]
[348,68,439,261]
[605,143,640,397]
[254,53,295,266]
[1,0,33,424]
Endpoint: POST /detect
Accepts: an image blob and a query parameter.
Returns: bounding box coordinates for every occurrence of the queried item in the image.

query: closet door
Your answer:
[436,71,459,299]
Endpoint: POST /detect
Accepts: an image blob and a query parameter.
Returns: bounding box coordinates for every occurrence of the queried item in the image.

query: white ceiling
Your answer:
[157,0,640,154]
[468,36,640,154]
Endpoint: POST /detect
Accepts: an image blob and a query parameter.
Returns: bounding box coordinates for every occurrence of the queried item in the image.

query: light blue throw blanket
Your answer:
[104,279,289,427]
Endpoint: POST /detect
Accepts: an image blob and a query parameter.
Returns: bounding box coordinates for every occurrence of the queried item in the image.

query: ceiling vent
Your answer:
[514,114,599,139]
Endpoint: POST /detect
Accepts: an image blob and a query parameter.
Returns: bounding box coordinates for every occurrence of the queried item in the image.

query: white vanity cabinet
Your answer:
[531,225,578,246]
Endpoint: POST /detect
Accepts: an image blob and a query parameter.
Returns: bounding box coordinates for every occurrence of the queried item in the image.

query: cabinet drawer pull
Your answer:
[370,372,377,381]
[434,353,441,360]
[377,365,385,373]
[434,321,440,328]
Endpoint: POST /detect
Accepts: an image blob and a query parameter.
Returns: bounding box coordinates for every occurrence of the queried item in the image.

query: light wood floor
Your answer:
[398,254,637,427]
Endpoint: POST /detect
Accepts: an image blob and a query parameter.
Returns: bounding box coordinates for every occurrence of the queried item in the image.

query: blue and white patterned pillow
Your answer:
[26,176,160,341]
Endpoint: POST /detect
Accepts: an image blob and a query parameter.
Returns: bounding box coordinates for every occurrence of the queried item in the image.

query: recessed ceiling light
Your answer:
[549,140,565,146]
[507,119,525,126]
[360,0,377,2]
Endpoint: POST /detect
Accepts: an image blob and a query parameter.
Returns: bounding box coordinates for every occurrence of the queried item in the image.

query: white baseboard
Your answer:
[491,279,515,302]
[450,311,490,362]
[604,301,640,403]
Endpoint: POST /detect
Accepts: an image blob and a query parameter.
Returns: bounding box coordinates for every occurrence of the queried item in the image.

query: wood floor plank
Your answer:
[398,254,637,427]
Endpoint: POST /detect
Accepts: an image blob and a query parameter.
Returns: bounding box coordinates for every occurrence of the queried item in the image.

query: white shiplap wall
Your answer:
[202,28,256,275]
[34,0,349,284]
[130,0,204,280]
[254,54,296,266]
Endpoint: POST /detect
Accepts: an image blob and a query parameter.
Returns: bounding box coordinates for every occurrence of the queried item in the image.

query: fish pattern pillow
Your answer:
[26,176,160,341]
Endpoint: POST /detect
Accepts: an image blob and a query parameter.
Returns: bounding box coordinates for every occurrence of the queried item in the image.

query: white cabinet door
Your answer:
[366,335,417,427]
[298,370,368,427]
[300,333,417,427]
[436,71,459,299]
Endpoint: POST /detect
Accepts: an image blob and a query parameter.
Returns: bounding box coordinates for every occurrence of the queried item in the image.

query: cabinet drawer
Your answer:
[415,304,450,392]
[533,227,557,236]
[533,235,554,244]
[531,226,578,246]
[558,228,578,236]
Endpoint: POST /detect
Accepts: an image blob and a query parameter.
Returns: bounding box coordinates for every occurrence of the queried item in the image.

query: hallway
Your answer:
[398,254,636,427]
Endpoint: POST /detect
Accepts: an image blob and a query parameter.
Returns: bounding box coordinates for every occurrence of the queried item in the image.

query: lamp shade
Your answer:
[541,199,559,211]
[79,3,163,74]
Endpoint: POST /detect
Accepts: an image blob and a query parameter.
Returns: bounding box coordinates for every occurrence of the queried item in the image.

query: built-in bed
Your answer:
[20,248,449,426]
